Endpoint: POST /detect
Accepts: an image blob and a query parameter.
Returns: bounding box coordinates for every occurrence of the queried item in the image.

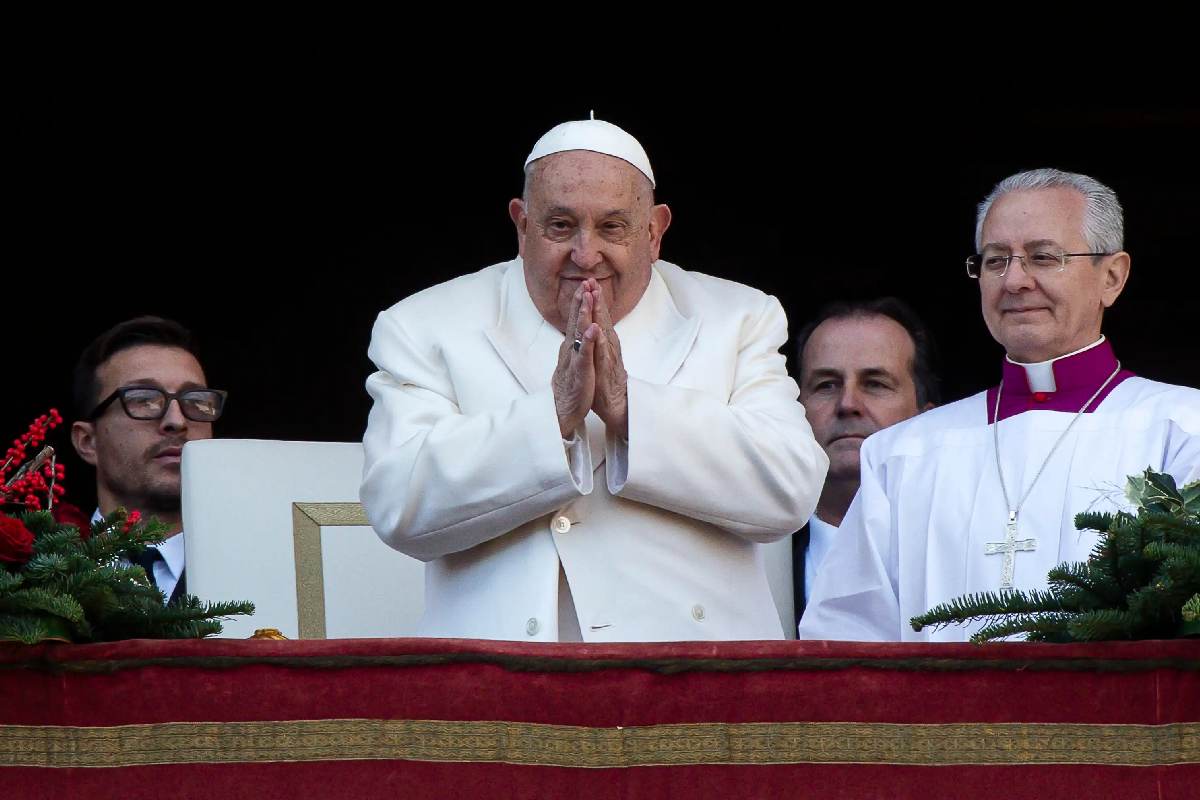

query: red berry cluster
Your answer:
[122,510,143,533]
[1,410,67,510]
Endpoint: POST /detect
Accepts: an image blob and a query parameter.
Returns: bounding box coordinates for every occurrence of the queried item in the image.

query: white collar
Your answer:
[1006,335,1106,393]
[93,507,185,580]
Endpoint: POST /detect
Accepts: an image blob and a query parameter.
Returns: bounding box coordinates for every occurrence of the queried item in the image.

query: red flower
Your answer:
[52,502,90,539]
[0,514,34,564]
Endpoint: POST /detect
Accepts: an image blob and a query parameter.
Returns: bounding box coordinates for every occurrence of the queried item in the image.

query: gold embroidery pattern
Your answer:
[2,719,1196,769]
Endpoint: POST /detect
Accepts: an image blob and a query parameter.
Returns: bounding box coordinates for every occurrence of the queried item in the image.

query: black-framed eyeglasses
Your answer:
[965,251,1111,279]
[88,387,228,422]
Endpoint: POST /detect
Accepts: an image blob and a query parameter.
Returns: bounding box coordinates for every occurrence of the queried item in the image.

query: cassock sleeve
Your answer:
[605,294,828,544]
[360,311,591,562]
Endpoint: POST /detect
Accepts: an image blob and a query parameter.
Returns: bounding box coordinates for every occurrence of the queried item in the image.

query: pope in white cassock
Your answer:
[799,168,1200,642]
[361,118,827,642]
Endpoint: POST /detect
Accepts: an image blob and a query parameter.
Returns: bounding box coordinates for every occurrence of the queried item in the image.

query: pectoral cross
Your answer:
[984,511,1038,589]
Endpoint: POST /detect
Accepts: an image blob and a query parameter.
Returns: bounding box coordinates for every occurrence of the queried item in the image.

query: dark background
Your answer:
[7,84,1198,513]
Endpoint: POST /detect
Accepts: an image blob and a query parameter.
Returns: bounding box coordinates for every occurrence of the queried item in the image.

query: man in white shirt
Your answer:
[71,316,227,604]
[791,297,937,629]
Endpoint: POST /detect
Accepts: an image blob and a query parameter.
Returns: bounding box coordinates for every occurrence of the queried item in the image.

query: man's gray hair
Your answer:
[974,168,1124,254]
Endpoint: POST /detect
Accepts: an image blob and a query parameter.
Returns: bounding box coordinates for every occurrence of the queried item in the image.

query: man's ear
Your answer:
[1101,251,1131,308]
[508,198,528,257]
[647,203,672,262]
[72,421,98,467]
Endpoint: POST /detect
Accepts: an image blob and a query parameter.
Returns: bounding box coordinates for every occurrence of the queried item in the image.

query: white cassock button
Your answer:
[526,618,540,636]
[691,605,706,622]
[552,516,572,534]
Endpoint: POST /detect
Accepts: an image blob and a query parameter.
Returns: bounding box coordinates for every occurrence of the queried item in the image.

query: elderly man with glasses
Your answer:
[71,316,227,605]
[799,168,1200,642]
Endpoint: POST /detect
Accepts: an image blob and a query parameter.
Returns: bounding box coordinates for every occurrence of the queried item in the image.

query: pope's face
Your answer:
[509,150,671,332]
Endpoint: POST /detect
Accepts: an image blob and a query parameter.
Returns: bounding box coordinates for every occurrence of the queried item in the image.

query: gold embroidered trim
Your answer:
[3,719,1196,769]
[291,502,372,640]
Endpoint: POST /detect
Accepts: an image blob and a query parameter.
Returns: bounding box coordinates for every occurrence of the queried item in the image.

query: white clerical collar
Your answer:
[1006,336,1106,393]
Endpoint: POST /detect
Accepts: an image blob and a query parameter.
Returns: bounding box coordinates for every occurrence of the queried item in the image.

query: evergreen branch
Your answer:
[1046,562,1124,607]
[18,553,73,584]
[911,588,1064,632]
[1074,511,1116,535]
[0,613,73,644]
[0,587,85,623]
[1066,609,1143,641]
[969,613,1076,643]
[31,530,83,557]
[0,570,24,593]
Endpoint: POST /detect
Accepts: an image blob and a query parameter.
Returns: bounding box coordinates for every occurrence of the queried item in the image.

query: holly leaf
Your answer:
[1181,480,1200,513]
[1125,473,1148,506]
